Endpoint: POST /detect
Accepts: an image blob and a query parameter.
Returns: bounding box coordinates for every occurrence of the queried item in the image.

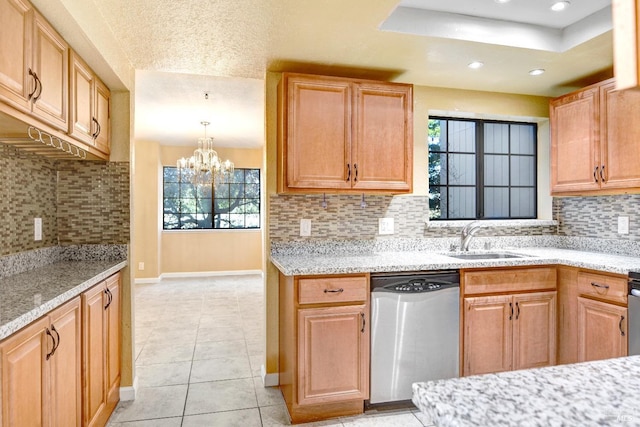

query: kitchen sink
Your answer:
[446,252,530,260]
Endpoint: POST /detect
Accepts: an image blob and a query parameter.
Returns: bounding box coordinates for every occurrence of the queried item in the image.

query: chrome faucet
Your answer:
[460,221,483,251]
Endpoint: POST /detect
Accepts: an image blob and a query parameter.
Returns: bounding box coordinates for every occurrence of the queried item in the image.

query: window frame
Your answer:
[428,116,538,220]
[162,166,261,230]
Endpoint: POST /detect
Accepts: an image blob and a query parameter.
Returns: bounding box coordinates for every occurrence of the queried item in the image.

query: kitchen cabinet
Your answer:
[461,267,557,376]
[0,0,69,132]
[82,272,121,427]
[556,267,579,365]
[611,0,640,90]
[550,78,640,194]
[278,73,412,194]
[279,273,369,423]
[0,297,81,427]
[577,270,628,362]
[69,50,110,156]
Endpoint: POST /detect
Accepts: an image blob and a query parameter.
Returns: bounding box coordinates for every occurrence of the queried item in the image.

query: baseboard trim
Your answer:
[134,277,161,284]
[120,376,138,401]
[135,270,263,284]
[160,270,264,279]
[261,364,279,387]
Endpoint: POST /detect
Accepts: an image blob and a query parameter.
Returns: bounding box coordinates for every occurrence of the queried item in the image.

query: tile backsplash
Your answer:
[0,144,130,256]
[270,192,640,246]
[554,195,640,240]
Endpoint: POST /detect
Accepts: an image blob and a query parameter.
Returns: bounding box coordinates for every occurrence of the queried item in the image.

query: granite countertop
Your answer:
[412,356,640,426]
[271,247,640,276]
[0,259,127,340]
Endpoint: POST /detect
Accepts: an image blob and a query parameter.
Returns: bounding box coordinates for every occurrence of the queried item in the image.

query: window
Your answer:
[428,118,537,220]
[163,167,260,229]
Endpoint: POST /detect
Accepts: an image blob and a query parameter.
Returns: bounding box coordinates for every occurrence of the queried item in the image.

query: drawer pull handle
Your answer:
[324,288,344,294]
[620,315,626,336]
[591,282,610,289]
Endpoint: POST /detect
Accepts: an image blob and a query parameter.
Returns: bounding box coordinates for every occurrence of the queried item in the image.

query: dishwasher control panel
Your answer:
[384,281,446,292]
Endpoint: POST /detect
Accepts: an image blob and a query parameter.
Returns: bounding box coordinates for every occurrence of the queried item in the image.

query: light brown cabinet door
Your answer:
[31,11,68,131]
[463,295,512,376]
[352,82,412,192]
[106,275,121,406]
[512,292,557,370]
[599,80,640,189]
[297,304,369,405]
[0,317,49,427]
[49,298,82,427]
[0,0,33,112]
[577,297,627,362]
[550,86,600,194]
[69,51,95,145]
[94,78,110,156]
[284,75,352,190]
[557,267,578,365]
[82,284,107,427]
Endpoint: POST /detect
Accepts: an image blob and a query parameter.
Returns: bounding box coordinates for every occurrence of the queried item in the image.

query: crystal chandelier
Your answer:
[177,121,234,186]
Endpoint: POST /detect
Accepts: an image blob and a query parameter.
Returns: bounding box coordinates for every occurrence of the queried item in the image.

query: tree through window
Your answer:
[163,167,260,229]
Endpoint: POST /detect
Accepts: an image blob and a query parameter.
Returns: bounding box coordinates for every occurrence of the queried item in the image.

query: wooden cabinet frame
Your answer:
[278,72,412,194]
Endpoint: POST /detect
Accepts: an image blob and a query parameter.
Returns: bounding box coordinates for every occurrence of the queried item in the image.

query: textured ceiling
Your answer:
[83,0,614,147]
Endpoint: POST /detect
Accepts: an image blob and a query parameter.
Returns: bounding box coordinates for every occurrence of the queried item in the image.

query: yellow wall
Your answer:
[263,72,552,376]
[133,141,264,279]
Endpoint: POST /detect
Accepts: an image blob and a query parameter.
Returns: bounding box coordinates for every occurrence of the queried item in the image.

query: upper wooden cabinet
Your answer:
[70,50,110,156]
[0,0,68,132]
[0,0,110,160]
[278,73,413,194]
[612,0,640,90]
[550,78,640,195]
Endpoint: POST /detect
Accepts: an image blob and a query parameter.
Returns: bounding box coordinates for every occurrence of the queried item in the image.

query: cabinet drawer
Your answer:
[298,276,368,305]
[577,272,627,305]
[463,267,556,295]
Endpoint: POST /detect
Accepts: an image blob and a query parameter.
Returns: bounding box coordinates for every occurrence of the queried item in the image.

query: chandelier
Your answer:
[177,121,234,186]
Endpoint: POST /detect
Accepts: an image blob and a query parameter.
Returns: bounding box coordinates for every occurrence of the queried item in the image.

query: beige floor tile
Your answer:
[136,361,192,387]
[341,412,423,427]
[136,341,195,365]
[107,417,182,427]
[182,408,262,427]
[190,355,252,382]
[184,378,257,415]
[111,385,187,422]
[197,325,241,342]
[193,339,247,360]
[253,376,285,407]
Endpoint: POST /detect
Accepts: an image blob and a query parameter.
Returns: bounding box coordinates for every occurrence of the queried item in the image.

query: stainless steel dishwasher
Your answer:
[369,270,460,405]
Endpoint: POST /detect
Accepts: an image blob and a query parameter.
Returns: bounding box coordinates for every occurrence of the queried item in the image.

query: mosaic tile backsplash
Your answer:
[269,192,640,246]
[0,144,130,256]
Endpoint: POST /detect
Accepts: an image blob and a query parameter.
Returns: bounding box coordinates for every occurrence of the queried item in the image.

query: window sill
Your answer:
[162,228,261,233]
[425,219,557,229]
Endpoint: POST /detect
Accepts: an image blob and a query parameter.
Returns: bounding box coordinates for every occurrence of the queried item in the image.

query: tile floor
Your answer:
[107,274,433,426]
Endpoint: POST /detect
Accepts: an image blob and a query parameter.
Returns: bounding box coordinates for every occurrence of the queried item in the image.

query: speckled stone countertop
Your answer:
[0,259,127,340]
[271,247,640,276]
[412,356,640,426]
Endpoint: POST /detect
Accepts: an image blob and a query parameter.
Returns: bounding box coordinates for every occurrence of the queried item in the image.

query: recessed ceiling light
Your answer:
[550,1,570,11]
[468,61,484,69]
[529,68,545,76]
[494,0,511,3]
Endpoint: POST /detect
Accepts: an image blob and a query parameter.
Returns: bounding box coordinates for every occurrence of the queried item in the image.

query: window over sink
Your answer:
[162,167,261,230]
[428,118,537,220]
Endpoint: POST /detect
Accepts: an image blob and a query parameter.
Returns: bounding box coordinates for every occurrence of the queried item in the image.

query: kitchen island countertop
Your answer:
[412,355,640,426]
[0,259,127,340]
[271,247,640,276]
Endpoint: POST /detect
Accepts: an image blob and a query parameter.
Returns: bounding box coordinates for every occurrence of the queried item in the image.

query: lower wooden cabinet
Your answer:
[577,297,627,362]
[279,273,369,424]
[463,291,557,376]
[82,272,121,427]
[0,297,81,427]
[556,267,579,365]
